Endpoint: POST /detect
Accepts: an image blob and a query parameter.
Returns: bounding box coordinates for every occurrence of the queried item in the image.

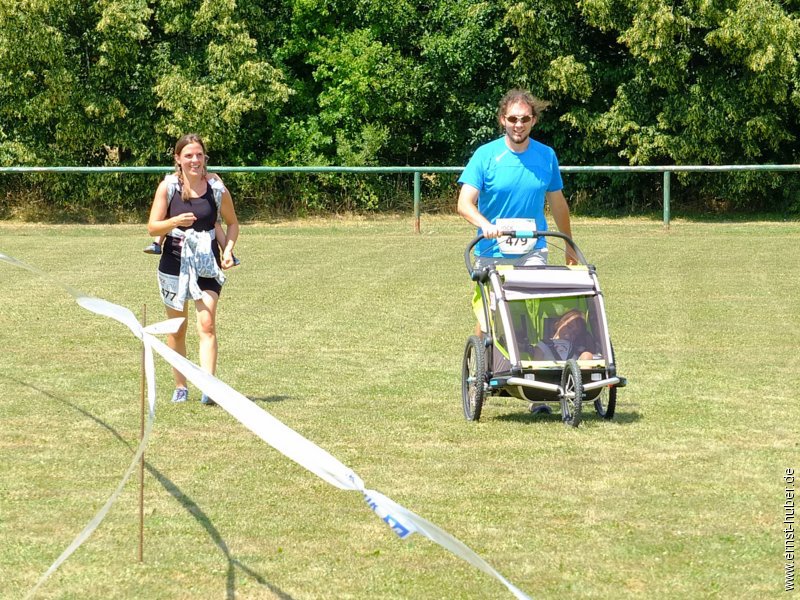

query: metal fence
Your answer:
[3,164,798,230]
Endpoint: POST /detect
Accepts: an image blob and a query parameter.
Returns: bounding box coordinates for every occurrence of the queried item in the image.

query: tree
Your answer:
[152,0,290,163]
[508,0,800,210]
[2,0,799,216]
[0,0,290,215]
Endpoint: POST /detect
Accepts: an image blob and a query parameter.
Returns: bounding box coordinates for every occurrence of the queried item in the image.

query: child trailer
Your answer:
[461,230,626,427]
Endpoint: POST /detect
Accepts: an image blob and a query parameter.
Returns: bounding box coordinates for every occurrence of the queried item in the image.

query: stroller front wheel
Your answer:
[560,359,583,428]
[461,335,487,421]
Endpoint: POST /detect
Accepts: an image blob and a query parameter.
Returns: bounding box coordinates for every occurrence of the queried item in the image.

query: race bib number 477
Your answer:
[157,271,184,311]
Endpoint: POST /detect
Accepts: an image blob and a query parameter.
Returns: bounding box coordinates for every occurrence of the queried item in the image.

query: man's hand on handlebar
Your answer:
[483,226,520,240]
[566,247,579,265]
[482,225,502,239]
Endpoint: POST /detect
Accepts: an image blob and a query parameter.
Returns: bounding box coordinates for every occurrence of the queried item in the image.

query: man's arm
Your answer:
[546,190,577,264]
[457,184,499,238]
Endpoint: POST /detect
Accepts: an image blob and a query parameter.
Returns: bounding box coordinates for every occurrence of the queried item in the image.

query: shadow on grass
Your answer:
[492,405,642,425]
[8,376,294,600]
[248,394,291,404]
[146,466,295,600]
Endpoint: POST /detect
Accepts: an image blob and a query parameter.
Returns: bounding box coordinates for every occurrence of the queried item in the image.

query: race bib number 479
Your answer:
[495,218,536,255]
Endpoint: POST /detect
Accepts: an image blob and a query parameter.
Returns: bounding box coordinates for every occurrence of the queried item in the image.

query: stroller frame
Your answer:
[462,230,626,427]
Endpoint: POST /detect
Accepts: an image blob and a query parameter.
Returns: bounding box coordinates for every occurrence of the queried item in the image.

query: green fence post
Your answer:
[663,170,671,229]
[413,170,421,234]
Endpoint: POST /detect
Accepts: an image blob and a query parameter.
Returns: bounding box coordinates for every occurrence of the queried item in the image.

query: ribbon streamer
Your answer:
[1,253,530,600]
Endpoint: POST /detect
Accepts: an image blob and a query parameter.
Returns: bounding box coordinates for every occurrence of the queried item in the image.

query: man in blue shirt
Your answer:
[457,88,574,263]
[458,89,575,342]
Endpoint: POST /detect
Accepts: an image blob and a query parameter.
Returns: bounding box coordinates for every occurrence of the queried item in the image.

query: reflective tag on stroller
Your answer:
[496,218,536,254]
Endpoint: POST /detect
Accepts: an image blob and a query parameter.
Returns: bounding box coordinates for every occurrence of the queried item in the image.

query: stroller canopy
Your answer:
[500,267,597,300]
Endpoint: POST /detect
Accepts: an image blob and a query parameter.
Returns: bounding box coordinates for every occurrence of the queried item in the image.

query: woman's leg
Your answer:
[195,291,220,376]
[165,304,189,388]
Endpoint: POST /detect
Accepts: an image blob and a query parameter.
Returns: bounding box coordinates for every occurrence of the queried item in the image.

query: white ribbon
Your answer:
[0,261,183,600]
[1,253,531,600]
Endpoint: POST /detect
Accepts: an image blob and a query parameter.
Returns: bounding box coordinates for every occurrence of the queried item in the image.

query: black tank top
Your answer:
[167,184,217,232]
[160,184,220,267]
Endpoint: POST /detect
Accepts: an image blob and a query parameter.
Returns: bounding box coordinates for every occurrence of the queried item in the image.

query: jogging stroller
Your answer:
[461,230,626,427]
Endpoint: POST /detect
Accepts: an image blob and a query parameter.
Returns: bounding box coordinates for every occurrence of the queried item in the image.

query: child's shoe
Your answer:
[144,241,162,255]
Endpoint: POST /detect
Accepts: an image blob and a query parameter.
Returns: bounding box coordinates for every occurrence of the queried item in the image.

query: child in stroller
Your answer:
[532,309,595,362]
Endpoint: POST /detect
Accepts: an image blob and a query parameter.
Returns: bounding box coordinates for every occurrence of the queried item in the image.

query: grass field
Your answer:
[1,215,798,599]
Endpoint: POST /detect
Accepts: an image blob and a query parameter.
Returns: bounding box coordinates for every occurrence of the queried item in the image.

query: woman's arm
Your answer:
[213,221,228,248]
[147,180,196,236]
[218,188,239,269]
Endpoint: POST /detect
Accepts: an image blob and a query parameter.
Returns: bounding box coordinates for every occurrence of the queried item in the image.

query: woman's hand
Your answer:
[173,212,197,228]
[221,248,235,270]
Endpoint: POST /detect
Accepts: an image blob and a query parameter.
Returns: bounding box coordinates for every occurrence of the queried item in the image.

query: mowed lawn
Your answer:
[0,215,798,599]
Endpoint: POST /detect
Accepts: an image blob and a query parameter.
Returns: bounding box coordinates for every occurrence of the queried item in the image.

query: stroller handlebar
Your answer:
[464,230,588,280]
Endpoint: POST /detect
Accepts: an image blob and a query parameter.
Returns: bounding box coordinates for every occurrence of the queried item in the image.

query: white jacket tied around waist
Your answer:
[170,227,225,309]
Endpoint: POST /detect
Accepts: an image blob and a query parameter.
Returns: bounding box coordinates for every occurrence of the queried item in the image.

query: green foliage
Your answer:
[418,0,516,159]
[510,0,800,211]
[1,0,800,216]
[152,0,290,158]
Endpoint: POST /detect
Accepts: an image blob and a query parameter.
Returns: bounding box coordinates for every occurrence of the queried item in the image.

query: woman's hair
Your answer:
[173,133,208,201]
[496,89,551,128]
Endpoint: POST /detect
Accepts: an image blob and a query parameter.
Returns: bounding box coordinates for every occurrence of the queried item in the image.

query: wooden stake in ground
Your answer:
[138,304,146,563]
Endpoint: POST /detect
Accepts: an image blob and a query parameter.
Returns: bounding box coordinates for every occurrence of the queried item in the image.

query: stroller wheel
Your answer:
[560,359,583,428]
[593,386,617,420]
[461,335,486,421]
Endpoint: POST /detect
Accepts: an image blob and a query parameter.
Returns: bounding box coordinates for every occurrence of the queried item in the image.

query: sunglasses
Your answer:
[505,115,533,124]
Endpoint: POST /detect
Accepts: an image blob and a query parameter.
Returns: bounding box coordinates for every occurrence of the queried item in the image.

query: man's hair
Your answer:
[497,89,551,127]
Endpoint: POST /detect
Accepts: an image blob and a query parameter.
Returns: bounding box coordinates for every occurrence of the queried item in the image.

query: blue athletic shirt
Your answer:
[458,136,563,257]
